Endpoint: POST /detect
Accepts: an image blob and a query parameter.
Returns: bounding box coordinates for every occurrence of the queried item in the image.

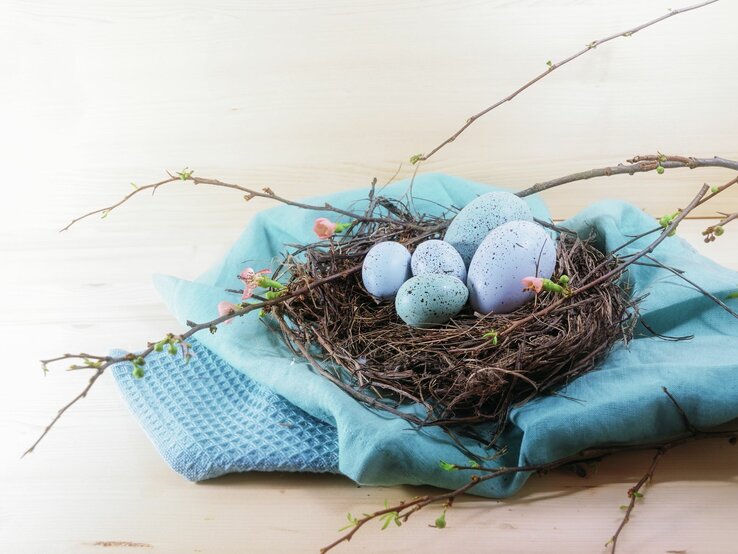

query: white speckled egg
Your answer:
[467,220,556,314]
[444,191,533,266]
[395,274,469,327]
[411,240,467,282]
[362,241,412,300]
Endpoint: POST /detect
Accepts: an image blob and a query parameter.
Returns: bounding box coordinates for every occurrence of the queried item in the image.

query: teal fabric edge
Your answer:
[151,173,738,497]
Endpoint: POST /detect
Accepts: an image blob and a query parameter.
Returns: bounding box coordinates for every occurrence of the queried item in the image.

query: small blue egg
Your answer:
[411,240,467,282]
[395,274,469,327]
[467,220,556,314]
[444,191,533,266]
[362,241,412,300]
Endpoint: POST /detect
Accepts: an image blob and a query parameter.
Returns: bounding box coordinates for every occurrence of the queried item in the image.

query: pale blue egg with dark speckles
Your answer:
[467,220,556,314]
[362,241,412,300]
[444,191,533,266]
[395,274,469,327]
[411,240,467,282]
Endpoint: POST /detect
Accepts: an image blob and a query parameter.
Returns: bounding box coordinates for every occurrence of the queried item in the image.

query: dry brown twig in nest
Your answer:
[273,211,635,433]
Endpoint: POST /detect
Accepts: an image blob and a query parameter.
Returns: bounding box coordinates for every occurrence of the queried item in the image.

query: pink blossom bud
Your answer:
[313,217,338,239]
[521,276,544,293]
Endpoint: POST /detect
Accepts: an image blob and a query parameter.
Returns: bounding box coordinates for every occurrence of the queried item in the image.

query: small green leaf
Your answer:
[409,154,424,165]
[168,343,177,355]
[177,167,194,180]
[338,512,358,531]
[725,291,738,300]
[632,491,644,498]
[711,185,719,194]
[482,330,498,346]
[468,459,481,469]
[434,511,447,529]
[439,460,457,471]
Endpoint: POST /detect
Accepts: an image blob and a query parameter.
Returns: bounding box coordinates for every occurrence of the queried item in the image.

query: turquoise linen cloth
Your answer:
[114,173,738,496]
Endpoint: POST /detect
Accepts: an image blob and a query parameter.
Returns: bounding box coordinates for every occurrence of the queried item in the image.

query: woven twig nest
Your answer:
[272,197,635,437]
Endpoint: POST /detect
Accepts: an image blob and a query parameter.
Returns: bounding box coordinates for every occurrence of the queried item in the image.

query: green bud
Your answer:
[168,343,177,355]
[558,274,570,285]
[132,366,145,379]
[439,460,457,471]
[711,185,719,194]
[482,330,498,346]
[154,341,164,352]
[434,513,447,529]
[714,226,725,236]
[656,165,665,175]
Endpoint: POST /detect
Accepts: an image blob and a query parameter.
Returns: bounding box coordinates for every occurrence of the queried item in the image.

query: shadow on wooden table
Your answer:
[198,433,738,503]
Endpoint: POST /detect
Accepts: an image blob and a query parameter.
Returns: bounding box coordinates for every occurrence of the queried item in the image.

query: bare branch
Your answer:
[414,1,720,163]
[61,173,425,232]
[516,155,738,198]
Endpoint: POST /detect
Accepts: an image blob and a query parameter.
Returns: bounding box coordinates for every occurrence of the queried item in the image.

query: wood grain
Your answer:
[2,1,738,552]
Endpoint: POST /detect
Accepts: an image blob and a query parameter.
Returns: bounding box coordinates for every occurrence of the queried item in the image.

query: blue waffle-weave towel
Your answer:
[113,173,738,495]
[112,339,339,480]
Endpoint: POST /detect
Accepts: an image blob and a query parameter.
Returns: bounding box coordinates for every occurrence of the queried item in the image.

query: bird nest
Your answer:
[270,197,636,438]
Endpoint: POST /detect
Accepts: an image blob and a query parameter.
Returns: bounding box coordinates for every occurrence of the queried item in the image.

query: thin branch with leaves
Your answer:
[411,0,720,163]
[319,388,738,553]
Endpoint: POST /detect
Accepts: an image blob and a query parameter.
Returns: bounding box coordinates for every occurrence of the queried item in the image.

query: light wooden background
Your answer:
[2,1,738,553]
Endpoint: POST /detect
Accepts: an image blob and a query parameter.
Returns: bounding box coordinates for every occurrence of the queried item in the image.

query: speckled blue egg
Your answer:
[467,220,556,314]
[395,274,469,327]
[362,241,412,300]
[444,191,533,266]
[411,240,467,282]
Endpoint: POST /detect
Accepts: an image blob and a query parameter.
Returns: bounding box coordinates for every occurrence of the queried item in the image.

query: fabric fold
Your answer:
[112,174,738,496]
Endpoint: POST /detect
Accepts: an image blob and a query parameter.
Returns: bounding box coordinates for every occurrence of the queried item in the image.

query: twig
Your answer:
[59,177,178,231]
[320,388,737,553]
[24,261,365,456]
[413,1,720,162]
[498,184,710,340]
[516,155,738,198]
[60,173,425,232]
[607,448,665,553]
[703,210,738,242]
[640,254,738,320]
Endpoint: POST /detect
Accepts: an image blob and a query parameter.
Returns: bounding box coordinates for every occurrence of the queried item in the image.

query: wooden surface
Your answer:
[2,1,738,553]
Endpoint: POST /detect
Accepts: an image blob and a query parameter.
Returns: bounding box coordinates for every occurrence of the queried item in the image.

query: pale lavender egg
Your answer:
[411,240,467,283]
[467,220,556,314]
[362,241,412,300]
[444,191,534,266]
